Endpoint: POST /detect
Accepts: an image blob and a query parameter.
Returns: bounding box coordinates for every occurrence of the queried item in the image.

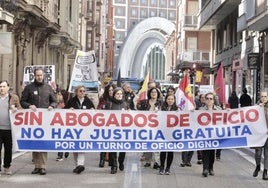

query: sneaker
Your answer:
[197,160,202,165]
[165,168,170,175]
[159,167,164,175]
[56,157,63,161]
[216,157,220,161]
[4,168,12,175]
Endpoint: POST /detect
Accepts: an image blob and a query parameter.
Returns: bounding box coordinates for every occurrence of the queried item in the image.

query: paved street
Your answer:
[0,149,268,188]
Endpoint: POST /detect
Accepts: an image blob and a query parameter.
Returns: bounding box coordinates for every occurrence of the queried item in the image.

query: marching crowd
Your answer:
[0,68,267,180]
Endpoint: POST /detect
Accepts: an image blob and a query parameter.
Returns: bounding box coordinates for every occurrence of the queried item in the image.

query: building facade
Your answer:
[0,0,90,95]
[176,0,212,86]
[198,0,268,102]
[111,0,177,81]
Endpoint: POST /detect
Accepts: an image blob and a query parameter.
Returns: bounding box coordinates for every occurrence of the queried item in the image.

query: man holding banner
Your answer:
[20,68,57,175]
[253,90,268,180]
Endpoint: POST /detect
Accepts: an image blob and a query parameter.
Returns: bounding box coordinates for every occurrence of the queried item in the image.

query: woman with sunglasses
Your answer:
[199,92,222,177]
[64,85,95,174]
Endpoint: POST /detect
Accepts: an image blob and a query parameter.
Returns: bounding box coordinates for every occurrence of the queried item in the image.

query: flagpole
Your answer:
[191,63,196,103]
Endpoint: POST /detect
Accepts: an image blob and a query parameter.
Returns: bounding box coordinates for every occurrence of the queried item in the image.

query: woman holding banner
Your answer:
[199,92,222,177]
[159,93,178,175]
[97,84,116,168]
[105,87,129,174]
[64,85,95,174]
[136,87,162,169]
[253,91,268,180]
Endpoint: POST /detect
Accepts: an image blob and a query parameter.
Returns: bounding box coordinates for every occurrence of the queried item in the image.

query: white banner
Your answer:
[10,106,268,152]
[68,50,99,93]
[23,65,56,89]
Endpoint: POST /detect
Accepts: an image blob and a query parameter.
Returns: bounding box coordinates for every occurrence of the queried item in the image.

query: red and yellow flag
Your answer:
[175,72,195,110]
[136,72,150,103]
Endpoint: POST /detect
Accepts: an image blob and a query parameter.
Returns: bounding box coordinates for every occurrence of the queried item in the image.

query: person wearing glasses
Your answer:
[64,85,95,174]
[21,68,57,175]
[97,84,116,168]
[0,80,21,175]
[199,92,222,177]
[252,91,268,180]
[105,87,129,174]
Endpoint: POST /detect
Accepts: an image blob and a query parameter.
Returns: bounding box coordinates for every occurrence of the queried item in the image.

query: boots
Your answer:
[253,165,260,177]
[263,169,268,180]
[99,152,105,168]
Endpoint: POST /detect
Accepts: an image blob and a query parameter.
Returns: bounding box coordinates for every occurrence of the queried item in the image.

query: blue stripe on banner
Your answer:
[17,137,247,152]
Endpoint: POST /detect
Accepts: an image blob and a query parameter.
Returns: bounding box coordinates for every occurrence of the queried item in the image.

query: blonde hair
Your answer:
[75,85,85,93]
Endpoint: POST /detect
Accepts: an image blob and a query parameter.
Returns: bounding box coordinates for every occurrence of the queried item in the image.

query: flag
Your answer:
[214,63,225,105]
[136,72,150,103]
[175,72,195,110]
[117,68,121,87]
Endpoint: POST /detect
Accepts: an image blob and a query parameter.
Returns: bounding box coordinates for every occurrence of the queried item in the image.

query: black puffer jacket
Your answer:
[20,80,57,108]
[105,98,129,110]
[65,95,95,109]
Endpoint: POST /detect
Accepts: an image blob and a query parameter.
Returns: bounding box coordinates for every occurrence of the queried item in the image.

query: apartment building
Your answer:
[111,0,177,81]
[0,0,87,95]
[176,0,212,85]
[199,0,268,102]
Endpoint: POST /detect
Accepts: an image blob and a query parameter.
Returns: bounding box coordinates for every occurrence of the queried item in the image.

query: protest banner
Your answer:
[23,65,56,89]
[68,50,99,93]
[10,106,268,152]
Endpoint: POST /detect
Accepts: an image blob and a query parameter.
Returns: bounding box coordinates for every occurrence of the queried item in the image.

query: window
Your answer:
[141,0,148,6]
[115,0,126,3]
[115,7,125,16]
[150,10,157,17]
[187,37,197,50]
[169,0,176,7]
[169,11,176,19]
[116,20,125,28]
[160,0,167,6]
[159,11,167,18]
[131,8,138,17]
[140,9,147,18]
[150,0,157,6]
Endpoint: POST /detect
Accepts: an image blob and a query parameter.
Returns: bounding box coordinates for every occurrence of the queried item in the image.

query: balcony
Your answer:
[247,0,268,31]
[198,0,240,29]
[237,0,247,32]
[0,8,14,24]
[183,15,197,27]
[180,51,211,62]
